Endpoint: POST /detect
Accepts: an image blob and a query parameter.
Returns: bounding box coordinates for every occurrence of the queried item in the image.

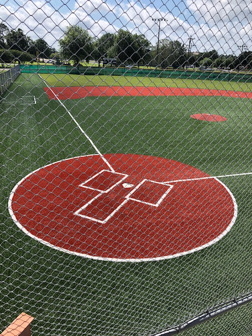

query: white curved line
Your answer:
[8,155,238,262]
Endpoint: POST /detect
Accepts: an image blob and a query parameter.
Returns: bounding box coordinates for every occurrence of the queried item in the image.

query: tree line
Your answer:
[0,23,57,63]
[1,22,252,70]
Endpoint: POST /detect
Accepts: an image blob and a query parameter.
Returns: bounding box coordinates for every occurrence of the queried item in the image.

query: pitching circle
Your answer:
[9,154,237,262]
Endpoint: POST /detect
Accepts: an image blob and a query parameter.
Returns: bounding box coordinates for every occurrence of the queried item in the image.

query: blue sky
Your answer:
[1,0,251,55]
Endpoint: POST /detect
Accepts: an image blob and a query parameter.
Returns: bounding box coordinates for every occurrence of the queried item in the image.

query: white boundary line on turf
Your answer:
[79,169,127,192]
[39,75,115,172]
[75,170,129,223]
[8,154,243,263]
[7,95,37,105]
[75,177,173,223]
[125,179,173,207]
[164,171,252,184]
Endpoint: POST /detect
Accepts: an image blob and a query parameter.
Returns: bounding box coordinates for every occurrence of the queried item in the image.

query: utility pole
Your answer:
[187,36,195,66]
[239,44,248,53]
[188,36,194,55]
[152,17,167,67]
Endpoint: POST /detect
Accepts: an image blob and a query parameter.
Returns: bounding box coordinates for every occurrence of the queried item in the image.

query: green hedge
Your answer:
[0,49,34,63]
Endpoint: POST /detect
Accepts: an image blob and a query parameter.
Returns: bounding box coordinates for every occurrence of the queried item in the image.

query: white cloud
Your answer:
[0,1,68,46]
[186,0,252,54]
[0,0,120,47]
[187,0,252,24]
[0,0,251,55]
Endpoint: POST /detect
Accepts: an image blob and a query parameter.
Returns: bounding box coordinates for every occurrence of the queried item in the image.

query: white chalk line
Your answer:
[7,95,36,105]
[164,171,252,184]
[75,177,173,223]
[40,75,115,172]
[8,154,244,262]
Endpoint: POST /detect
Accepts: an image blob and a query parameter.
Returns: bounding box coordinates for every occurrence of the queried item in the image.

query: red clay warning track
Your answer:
[44,86,252,100]
[9,154,236,262]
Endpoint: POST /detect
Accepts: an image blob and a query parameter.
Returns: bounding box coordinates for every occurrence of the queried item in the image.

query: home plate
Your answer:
[123,183,134,188]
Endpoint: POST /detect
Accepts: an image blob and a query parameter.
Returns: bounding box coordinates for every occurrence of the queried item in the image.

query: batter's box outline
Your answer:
[75,172,174,223]
[79,170,129,192]
[125,179,174,206]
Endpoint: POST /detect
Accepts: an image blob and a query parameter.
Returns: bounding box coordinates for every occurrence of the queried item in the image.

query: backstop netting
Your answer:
[1,0,251,335]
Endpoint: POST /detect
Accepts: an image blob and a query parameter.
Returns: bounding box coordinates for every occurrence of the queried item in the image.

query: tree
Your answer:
[235,51,252,70]
[0,49,12,62]
[93,33,115,66]
[59,26,93,65]
[199,57,212,67]
[202,50,219,60]
[50,52,61,65]
[0,49,33,63]
[131,34,151,66]
[34,38,52,58]
[158,40,187,68]
[113,29,151,66]
[212,55,236,69]
[6,28,30,51]
[0,23,9,48]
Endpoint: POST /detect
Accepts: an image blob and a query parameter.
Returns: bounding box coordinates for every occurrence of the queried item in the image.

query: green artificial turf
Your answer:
[1,73,251,336]
[41,73,252,92]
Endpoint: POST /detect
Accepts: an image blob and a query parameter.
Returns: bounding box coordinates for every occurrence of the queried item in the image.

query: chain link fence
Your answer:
[1,0,251,335]
[0,64,20,95]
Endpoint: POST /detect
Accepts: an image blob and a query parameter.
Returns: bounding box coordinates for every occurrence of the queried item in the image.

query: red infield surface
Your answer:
[190,114,227,122]
[44,86,252,100]
[9,154,236,261]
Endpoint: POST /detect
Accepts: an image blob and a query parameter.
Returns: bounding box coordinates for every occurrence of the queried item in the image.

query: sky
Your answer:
[1,0,251,55]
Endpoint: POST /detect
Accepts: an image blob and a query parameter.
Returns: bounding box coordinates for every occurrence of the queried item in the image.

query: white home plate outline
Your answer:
[79,170,128,192]
[126,179,174,207]
[74,170,128,223]
[74,170,173,223]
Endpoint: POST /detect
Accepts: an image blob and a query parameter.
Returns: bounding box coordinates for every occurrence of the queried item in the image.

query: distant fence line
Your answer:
[19,64,252,82]
[0,65,20,96]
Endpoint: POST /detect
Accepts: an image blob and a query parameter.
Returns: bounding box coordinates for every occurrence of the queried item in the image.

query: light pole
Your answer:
[239,44,248,53]
[152,17,167,67]
[188,36,194,55]
[187,36,195,66]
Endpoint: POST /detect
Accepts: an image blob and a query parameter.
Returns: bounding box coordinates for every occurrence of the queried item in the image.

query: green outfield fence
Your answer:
[1,1,252,336]
[19,64,252,82]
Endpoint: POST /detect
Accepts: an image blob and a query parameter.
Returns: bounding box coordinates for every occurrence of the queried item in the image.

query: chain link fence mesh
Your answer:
[1,0,252,335]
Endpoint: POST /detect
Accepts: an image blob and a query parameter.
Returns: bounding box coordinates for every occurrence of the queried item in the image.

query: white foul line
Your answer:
[8,154,240,262]
[164,171,252,184]
[40,75,115,172]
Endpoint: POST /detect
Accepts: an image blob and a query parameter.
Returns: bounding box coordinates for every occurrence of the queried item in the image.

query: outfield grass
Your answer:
[1,73,251,336]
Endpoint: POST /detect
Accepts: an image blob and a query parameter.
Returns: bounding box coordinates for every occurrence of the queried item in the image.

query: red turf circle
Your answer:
[190,114,227,122]
[9,154,236,261]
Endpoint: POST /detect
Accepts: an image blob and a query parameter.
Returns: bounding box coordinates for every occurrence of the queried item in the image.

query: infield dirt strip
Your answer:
[9,154,237,262]
[44,86,252,100]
